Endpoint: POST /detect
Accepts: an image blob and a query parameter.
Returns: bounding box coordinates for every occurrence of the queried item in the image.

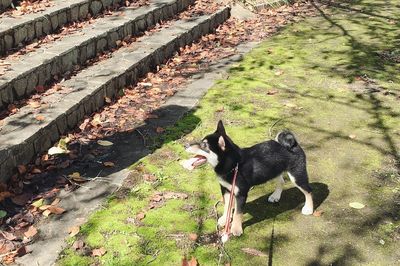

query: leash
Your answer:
[221,163,239,243]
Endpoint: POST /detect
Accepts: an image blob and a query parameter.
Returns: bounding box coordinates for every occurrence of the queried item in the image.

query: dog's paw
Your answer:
[218,215,227,227]
[268,192,281,203]
[231,223,243,236]
[301,205,313,215]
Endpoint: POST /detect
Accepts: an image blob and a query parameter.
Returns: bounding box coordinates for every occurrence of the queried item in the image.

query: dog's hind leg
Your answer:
[268,175,285,203]
[287,171,314,215]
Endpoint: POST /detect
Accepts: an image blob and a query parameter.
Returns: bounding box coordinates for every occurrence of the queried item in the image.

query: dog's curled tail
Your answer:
[276,131,298,151]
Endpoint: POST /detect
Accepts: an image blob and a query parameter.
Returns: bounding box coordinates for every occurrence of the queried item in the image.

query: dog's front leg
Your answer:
[231,194,247,236]
[218,191,231,227]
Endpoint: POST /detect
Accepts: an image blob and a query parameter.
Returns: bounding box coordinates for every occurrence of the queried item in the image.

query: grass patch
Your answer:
[58,0,400,265]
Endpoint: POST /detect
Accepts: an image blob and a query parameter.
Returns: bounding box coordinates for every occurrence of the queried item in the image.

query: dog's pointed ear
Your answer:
[216,120,226,135]
[218,136,226,151]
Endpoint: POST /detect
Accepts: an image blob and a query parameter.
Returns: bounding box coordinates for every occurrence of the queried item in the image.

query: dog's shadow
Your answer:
[243,182,329,228]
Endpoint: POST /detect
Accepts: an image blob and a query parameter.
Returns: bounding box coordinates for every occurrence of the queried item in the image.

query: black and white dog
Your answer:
[184,121,313,236]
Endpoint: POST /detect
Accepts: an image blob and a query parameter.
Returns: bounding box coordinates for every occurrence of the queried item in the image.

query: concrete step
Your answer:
[0,0,194,110]
[0,0,12,13]
[0,6,230,181]
[0,0,131,56]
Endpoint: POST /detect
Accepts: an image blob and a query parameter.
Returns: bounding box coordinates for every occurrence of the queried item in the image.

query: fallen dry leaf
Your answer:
[68,226,80,237]
[47,206,65,215]
[51,198,61,206]
[35,115,45,121]
[103,161,115,167]
[17,165,27,175]
[92,247,106,257]
[313,210,324,217]
[0,191,13,202]
[189,233,198,241]
[68,172,86,182]
[349,202,365,209]
[24,226,38,238]
[72,240,84,250]
[156,127,165,133]
[42,209,51,217]
[136,212,146,221]
[31,198,44,208]
[97,140,113,146]
[241,247,268,257]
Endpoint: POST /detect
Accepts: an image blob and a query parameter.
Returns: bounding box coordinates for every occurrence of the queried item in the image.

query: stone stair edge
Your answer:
[0,0,195,110]
[0,6,231,181]
[0,0,133,56]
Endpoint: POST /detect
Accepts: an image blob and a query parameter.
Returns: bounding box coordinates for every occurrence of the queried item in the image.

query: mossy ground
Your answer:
[58,1,400,265]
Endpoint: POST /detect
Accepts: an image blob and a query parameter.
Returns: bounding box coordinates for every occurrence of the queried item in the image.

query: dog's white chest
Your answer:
[218,177,239,195]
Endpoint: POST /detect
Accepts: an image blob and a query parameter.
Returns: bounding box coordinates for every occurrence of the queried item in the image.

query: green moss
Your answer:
[59,0,400,265]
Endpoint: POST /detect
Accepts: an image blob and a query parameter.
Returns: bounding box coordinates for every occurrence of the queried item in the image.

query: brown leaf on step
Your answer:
[11,193,31,206]
[28,101,41,109]
[16,245,30,257]
[68,226,80,237]
[50,198,60,206]
[0,230,17,241]
[17,165,27,175]
[48,206,65,215]
[103,161,115,167]
[42,209,51,217]
[136,212,146,221]
[241,247,268,257]
[31,168,42,174]
[156,127,165,133]
[313,210,324,217]
[0,191,13,202]
[7,104,18,114]
[24,226,38,238]
[35,85,45,93]
[35,115,45,121]
[92,247,106,257]
[72,240,85,250]
[105,96,112,103]
[188,233,198,241]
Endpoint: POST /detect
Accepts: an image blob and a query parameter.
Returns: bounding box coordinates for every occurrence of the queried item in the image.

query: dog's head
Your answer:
[184,120,234,169]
